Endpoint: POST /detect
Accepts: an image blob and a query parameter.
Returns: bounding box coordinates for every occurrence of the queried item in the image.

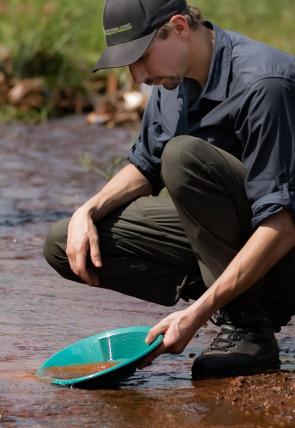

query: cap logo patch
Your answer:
[104,23,133,36]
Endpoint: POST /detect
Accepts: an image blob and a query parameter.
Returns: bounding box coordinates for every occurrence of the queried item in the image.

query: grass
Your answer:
[0,0,294,122]
[192,0,295,54]
[0,0,106,121]
[0,104,51,123]
[77,152,128,181]
[0,0,105,76]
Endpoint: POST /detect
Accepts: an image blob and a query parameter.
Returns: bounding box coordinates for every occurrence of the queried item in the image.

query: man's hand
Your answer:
[66,208,102,286]
[138,308,199,368]
[65,164,152,287]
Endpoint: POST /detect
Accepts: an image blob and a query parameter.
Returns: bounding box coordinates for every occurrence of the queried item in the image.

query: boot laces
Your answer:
[206,328,245,352]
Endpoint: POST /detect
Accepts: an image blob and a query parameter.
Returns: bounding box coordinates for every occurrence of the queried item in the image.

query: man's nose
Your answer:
[129,62,148,85]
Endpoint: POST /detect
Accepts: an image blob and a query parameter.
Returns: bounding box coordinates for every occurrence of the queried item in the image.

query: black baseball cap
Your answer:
[93,0,187,72]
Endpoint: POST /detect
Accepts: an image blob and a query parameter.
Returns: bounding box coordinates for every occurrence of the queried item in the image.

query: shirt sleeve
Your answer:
[127,85,184,195]
[235,77,295,228]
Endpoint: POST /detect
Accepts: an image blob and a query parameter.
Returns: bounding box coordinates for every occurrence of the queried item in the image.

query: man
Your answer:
[44,0,295,377]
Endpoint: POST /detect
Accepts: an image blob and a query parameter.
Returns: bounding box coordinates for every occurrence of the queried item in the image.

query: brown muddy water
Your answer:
[1,116,295,427]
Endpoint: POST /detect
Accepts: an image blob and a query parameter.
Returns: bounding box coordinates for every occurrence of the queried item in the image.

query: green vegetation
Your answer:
[0,0,294,122]
[193,0,295,54]
[0,0,105,77]
[77,152,128,181]
[0,0,106,121]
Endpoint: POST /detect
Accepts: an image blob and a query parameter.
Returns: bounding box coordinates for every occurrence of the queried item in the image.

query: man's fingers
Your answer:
[145,323,168,344]
[74,266,96,287]
[138,342,167,369]
[89,236,102,268]
[139,326,171,369]
[69,251,99,287]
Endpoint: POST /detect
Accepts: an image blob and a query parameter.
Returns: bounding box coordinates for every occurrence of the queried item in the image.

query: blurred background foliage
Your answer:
[0,0,294,122]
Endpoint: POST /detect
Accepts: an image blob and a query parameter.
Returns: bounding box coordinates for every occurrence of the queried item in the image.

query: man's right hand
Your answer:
[65,164,152,286]
[66,207,102,286]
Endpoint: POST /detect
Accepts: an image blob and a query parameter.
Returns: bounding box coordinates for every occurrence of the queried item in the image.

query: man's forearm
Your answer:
[80,163,153,221]
[188,210,295,329]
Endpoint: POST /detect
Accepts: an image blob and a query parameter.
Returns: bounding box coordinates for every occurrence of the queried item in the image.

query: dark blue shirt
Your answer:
[127,22,295,228]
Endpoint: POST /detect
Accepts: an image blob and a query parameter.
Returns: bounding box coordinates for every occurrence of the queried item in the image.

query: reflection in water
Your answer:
[1,116,295,427]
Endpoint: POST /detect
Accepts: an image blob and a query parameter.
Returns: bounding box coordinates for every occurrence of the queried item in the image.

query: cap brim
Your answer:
[93,30,157,72]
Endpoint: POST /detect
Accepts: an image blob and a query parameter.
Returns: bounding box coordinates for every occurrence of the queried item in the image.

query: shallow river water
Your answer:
[1,116,295,427]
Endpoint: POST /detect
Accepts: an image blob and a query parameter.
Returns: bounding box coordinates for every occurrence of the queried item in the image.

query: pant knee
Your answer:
[161,136,207,194]
[43,218,69,269]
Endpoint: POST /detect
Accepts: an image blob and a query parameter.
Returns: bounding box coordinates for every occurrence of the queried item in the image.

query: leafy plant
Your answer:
[0,104,51,123]
[0,0,105,77]
[77,152,128,181]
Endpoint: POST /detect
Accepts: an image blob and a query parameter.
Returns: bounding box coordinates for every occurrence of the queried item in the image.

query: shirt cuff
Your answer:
[127,150,164,196]
[251,183,295,228]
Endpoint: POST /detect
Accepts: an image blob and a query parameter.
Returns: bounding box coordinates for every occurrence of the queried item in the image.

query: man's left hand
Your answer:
[138,308,198,368]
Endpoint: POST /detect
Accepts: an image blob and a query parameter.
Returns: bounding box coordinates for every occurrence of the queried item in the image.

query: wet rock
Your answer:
[87,73,148,127]
[86,90,148,127]
[8,77,45,108]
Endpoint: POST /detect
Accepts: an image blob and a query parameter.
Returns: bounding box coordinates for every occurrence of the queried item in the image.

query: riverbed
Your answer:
[1,116,295,427]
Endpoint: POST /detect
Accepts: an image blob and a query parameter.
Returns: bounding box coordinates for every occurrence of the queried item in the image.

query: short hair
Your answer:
[156,6,204,39]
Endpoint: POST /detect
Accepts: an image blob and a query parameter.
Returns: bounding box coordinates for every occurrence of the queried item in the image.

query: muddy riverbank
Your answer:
[1,116,295,427]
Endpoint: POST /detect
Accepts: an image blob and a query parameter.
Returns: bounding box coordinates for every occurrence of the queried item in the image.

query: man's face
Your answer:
[129,30,188,90]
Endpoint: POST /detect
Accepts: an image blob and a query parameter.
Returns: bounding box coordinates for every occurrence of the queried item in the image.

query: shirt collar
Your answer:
[180,21,233,105]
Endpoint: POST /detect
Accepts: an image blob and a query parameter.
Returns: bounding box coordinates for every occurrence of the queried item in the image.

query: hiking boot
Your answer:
[192,323,280,378]
[192,291,281,378]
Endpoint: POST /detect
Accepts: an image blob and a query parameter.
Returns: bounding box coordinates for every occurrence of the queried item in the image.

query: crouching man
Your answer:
[44,0,295,377]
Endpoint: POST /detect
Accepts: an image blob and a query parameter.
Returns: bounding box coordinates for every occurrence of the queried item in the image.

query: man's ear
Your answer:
[170,15,189,39]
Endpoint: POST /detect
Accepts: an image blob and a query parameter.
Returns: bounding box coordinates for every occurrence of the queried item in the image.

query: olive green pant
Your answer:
[44,196,203,306]
[44,137,295,318]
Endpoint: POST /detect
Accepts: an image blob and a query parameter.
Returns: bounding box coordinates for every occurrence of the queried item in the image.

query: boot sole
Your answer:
[192,360,281,379]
